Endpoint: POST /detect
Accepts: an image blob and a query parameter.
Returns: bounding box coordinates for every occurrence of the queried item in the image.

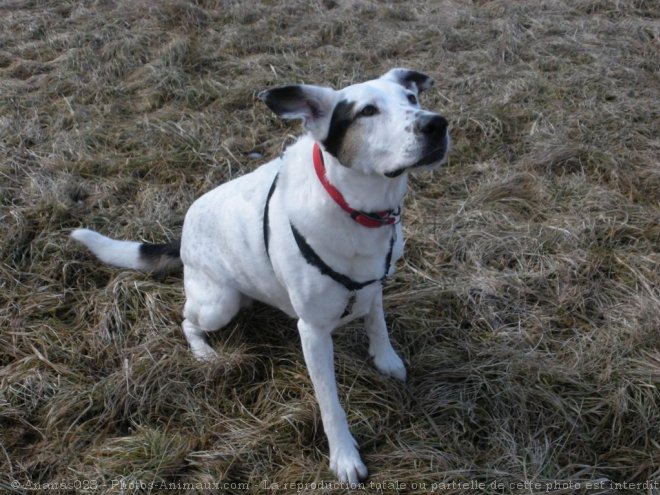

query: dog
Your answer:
[71,68,450,484]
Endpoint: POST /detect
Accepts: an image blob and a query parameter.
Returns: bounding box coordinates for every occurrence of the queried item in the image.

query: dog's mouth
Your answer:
[384,137,449,178]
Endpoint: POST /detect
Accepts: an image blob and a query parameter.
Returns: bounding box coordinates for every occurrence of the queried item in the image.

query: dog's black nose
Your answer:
[416,114,448,140]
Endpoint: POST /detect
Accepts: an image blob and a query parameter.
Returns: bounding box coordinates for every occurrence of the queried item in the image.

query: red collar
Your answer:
[313,143,400,228]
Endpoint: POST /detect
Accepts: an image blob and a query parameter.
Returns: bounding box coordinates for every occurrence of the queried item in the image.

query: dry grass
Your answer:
[1,0,659,493]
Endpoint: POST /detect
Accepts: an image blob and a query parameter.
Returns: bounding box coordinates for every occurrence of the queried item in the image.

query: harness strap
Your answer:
[263,173,279,259]
[263,171,397,305]
[290,222,396,292]
[290,223,379,292]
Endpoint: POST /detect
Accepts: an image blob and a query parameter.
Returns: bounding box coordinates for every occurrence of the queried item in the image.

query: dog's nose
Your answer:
[416,114,448,140]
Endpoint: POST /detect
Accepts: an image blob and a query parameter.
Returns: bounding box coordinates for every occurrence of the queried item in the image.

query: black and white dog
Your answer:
[72,68,449,484]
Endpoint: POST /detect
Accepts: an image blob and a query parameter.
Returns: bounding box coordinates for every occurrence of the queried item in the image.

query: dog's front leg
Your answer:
[365,292,407,381]
[298,319,367,484]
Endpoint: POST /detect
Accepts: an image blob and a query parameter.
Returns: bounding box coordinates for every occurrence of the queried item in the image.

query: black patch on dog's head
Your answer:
[322,100,355,160]
[399,70,433,91]
[382,68,434,94]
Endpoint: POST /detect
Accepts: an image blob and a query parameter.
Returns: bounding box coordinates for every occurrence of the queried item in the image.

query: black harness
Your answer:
[263,173,396,316]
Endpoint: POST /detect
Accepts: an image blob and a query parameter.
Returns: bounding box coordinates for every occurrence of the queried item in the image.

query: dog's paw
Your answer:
[330,444,368,485]
[191,344,218,362]
[371,348,407,382]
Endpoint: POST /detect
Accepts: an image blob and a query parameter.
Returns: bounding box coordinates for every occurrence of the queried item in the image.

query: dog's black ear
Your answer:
[258,85,336,135]
[381,68,434,94]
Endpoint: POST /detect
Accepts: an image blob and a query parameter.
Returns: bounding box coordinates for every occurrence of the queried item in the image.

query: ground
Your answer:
[0,0,658,494]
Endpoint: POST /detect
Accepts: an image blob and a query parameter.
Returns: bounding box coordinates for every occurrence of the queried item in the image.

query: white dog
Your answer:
[71,68,449,484]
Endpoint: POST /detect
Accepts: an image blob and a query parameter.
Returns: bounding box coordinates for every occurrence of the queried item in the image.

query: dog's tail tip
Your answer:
[70,227,99,243]
[70,227,145,270]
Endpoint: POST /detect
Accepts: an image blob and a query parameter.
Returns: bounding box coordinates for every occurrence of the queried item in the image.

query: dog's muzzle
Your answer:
[416,114,448,141]
[385,114,450,178]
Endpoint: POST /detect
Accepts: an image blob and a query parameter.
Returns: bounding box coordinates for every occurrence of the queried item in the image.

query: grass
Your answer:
[1,0,659,493]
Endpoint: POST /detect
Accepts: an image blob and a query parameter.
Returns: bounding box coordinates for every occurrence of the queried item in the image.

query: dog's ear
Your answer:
[381,68,434,94]
[258,85,336,136]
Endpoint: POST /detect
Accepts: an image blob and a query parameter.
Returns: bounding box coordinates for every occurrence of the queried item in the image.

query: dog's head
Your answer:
[258,69,450,178]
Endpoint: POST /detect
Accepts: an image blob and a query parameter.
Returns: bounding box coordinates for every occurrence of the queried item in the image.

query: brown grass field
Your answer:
[1,0,659,493]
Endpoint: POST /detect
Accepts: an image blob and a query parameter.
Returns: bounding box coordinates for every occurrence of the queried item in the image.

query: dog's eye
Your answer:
[358,104,379,117]
[407,94,418,105]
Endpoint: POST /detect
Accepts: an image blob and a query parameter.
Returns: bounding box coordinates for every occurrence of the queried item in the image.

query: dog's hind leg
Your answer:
[365,292,406,381]
[182,267,241,361]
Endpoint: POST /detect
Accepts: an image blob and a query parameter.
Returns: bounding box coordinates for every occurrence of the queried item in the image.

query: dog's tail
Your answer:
[71,228,182,276]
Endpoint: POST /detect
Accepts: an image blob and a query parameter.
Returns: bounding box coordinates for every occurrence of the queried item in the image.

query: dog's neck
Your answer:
[317,142,408,214]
